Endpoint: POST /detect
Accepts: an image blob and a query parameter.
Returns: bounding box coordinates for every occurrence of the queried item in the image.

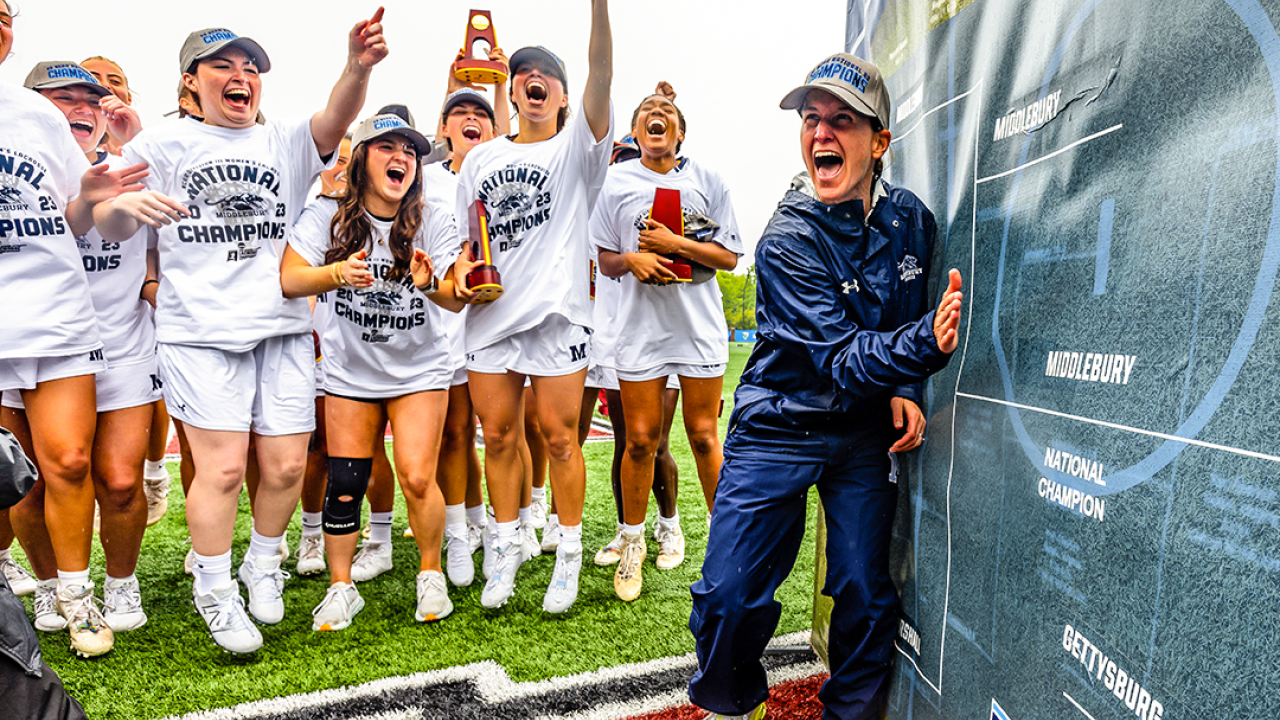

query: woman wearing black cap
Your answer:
[92,10,389,654]
[451,0,613,614]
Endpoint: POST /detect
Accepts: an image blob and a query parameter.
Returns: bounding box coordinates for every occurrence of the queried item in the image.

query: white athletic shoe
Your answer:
[415,570,453,622]
[276,536,290,563]
[655,522,686,570]
[312,582,363,631]
[33,579,66,631]
[295,534,326,576]
[194,582,262,654]
[481,525,498,580]
[614,533,647,602]
[480,542,522,609]
[540,517,561,553]
[237,554,289,625]
[0,554,36,596]
[103,577,147,631]
[144,475,169,527]
[350,541,393,582]
[594,525,625,566]
[529,495,548,530]
[543,545,583,614]
[58,583,114,658]
[467,520,484,554]
[445,532,474,587]
[520,519,541,561]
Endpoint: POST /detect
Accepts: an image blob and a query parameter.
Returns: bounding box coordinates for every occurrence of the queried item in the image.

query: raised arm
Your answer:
[583,0,612,142]
[311,7,388,157]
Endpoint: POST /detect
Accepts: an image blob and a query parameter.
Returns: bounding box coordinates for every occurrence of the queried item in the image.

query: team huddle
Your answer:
[0,1,743,658]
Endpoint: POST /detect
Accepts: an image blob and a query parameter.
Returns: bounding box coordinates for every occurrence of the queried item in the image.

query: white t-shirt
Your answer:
[422,160,467,371]
[0,84,101,360]
[77,154,155,364]
[289,197,459,397]
[122,117,326,351]
[590,157,742,372]
[590,243,622,369]
[455,101,614,352]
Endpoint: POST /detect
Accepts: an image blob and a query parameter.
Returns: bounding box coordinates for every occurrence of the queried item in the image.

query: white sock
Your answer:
[495,519,520,549]
[57,569,91,590]
[301,511,323,537]
[466,504,485,526]
[658,510,680,531]
[106,573,137,586]
[144,459,167,479]
[518,505,531,524]
[623,521,645,538]
[370,511,393,545]
[445,504,467,538]
[247,530,283,561]
[531,486,546,503]
[193,551,232,594]
[558,523,582,552]
[547,512,559,528]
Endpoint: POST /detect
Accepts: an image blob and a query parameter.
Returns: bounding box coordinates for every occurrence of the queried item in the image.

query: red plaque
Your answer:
[466,199,503,304]
[649,188,692,282]
[454,10,508,85]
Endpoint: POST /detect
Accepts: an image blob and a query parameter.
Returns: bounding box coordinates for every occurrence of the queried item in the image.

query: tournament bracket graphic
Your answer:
[845,0,1280,718]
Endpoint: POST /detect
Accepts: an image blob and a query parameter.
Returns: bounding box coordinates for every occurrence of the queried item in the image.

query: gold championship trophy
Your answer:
[466,199,503,303]
[454,10,508,85]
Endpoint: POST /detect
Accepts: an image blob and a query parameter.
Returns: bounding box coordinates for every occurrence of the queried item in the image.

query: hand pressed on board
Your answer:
[933,269,963,354]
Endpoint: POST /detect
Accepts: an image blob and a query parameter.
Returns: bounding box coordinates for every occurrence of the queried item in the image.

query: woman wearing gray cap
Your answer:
[0,1,147,661]
[451,0,614,615]
[281,113,465,631]
[92,10,389,654]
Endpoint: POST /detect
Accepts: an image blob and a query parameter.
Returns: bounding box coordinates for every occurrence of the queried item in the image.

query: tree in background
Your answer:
[717,265,756,331]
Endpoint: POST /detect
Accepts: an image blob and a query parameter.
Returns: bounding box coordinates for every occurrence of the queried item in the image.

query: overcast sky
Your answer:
[1,1,847,268]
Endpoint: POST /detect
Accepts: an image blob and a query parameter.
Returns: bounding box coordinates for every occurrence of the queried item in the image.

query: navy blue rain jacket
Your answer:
[726,179,951,456]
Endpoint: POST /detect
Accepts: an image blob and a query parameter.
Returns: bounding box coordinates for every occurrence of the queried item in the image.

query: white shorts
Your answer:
[4,355,160,413]
[451,365,469,388]
[617,362,726,383]
[325,364,453,400]
[466,315,592,377]
[314,358,326,398]
[585,364,618,391]
[0,350,107,395]
[158,334,316,436]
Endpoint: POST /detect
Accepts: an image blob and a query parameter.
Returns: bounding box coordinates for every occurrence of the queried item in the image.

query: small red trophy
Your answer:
[466,199,503,303]
[649,188,692,282]
[454,10,508,85]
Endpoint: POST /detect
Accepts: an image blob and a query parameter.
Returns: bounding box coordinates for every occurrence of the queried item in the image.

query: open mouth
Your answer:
[68,119,96,138]
[526,80,548,102]
[386,166,406,185]
[224,87,251,109]
[462,125,482,141]
[813,151,844,181]
[646,118,668,136]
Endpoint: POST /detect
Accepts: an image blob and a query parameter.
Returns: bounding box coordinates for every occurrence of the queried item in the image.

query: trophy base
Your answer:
[666,257,694,283]
[467,266,504,304]
[455,61,509,85]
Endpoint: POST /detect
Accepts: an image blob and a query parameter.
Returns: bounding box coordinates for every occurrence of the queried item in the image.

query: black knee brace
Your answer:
[323,457,372,535]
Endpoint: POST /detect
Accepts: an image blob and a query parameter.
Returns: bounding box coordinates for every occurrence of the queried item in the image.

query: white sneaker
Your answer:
[311,582,363,631]
[520,519,541,561]
[543,545,582,614]
[445,532,474,587]
[541,517,561,553]
[237,554,289,625]
[480,542,522,608]
[415,570,453,622]
[655,522,686,570]
[467,520,484,554]
[103,577,147,631]
[57,583,114,657]
[350,541,393,582]
[529,495,548,530]
[194,582,262,654]
[614,533,646,602]
[0,554,36,596]
[144,475,169,527]
[593,525,625,566]
[33,579,66,631]
[295,534,326,576]
[481,526,498,580]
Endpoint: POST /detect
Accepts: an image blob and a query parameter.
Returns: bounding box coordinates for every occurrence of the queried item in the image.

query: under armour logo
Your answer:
[842,280,859,294]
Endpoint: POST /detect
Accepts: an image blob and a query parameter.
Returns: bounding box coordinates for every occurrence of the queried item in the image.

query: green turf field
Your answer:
[18,343,820,720]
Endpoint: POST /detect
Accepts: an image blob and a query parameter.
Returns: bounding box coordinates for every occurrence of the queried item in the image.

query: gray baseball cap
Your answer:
[441,88,495,121]
[180,28,271,74]
[23,61,111,98]
[509,46,568,93]
[780,53,890,129]
[351,114,432,157]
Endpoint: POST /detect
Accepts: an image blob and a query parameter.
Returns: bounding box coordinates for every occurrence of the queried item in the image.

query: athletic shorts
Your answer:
[158,334,316,436]
[585,364,618,391]
[314,358,326,398]
[466,314,592,377]
[617,362,726,383]
[450,365,469,388]
[2,355,160,413]
[0,350,106,395]
[324,364,452,400]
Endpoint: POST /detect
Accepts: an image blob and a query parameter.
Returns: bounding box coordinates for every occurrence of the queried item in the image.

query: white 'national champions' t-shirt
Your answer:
[590,242,622,369]
[0,84,101,360]
[422,160,466,372]
[289,197,459,397]
[591,157,742,372]
[123,117,326,351]
[455,101,614,352]
[78,154,154,364]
